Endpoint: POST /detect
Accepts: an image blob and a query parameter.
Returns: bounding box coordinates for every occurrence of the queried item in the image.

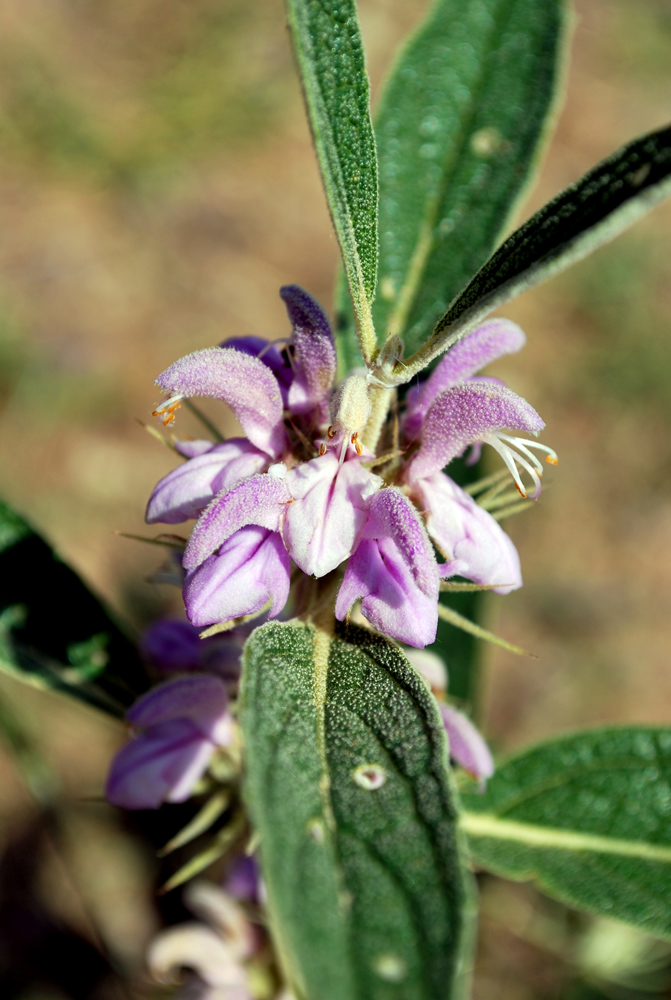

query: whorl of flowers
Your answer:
[145,284,556,650]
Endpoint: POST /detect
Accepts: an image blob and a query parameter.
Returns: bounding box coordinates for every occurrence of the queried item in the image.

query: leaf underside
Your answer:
[0,498,144,716]
[241,620,471,1000]
[461,727,671,939]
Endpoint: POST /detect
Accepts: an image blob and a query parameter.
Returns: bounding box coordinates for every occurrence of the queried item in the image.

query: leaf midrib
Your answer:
[383,0,522,341]
[461,812,671,862]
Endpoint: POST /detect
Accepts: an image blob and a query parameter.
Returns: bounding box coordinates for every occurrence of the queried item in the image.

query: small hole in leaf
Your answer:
[307,818,325,844]
[352,764,387,790]
[470,126,503,157]
[373,953,407,982]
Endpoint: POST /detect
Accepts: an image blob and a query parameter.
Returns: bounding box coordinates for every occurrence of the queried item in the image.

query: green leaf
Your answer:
[335,0,565,370]
[0,498,145,717]
[286,0,378,364]
[240,620,472,1000]
[460,727,671,939]
[403,122,671,378]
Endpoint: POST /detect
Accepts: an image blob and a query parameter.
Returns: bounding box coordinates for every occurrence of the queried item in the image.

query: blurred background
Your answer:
[0,0,671,996]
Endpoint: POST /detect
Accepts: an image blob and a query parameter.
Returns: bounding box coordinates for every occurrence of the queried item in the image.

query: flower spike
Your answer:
[143,281,554,655]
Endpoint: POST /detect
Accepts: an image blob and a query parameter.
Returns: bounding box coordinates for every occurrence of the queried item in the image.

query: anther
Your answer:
[484,432,557,500]
[152,395,183,427]
[319,442,327,456]
[327,425,336,440]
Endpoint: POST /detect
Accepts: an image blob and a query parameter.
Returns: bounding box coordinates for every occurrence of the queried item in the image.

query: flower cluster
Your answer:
[106,620,247,809]
[147,285,556,649]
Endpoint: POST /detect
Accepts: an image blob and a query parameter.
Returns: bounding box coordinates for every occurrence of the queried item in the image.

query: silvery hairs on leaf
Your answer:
[461,727,671,941]
[285,0,379,364]
[240,622,473,1000]
[388,122,671,383]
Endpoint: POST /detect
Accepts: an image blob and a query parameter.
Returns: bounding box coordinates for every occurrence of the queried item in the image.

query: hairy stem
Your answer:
[361,384,393,453]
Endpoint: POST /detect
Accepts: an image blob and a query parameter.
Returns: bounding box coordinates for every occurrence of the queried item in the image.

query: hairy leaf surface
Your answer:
[286,0,378,363]
[241,620,471,1000]
[405,123,671,376]
[461,727,671,938]
[335,0,565,371]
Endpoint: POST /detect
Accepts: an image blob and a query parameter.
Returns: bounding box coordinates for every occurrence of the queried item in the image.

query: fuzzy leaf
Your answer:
[461,727,671,939]
[286,0,378,363]
[0,498,144,717]
[404,123,671,377]
[240,620,472,1000]
[335,0,565,371]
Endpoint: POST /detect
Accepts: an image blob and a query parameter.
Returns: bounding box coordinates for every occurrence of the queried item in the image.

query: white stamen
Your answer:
[498,433,558,471]
[484,434,550,499]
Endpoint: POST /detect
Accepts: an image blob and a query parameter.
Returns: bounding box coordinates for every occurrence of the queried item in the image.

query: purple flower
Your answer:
[145,287,555,647]
[281,284,337,423]
[400,319,557,593]
[140,618,243,680]
[410,471,521,593]
[106,676,234,810]
[404,319,556,501]
[439,703,494,787]
[336,488,440,647]
[403,318,527,439]
[146,439,268,525]
[282,450,381,577]
[154,346,287,458]
[224,855,262,906]
[222,334,294,403]
[184,526,291,627]
[180,469,293,626]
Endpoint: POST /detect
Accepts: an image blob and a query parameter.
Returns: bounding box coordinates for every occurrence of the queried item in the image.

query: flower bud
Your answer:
[330,374,371,436]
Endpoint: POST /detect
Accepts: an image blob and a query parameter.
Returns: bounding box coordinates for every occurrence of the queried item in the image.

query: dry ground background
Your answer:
[0,0,671,997]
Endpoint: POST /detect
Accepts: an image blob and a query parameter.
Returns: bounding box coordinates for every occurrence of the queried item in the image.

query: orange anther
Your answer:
[319,442,327,456]
[327,425,336,439]
[545,455,558,465]
[515,483,527,498]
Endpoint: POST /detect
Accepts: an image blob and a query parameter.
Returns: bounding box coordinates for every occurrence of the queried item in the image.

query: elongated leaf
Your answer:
[402,123,671,377]
[286,0,378,363]
[461,727,671,939]
[336,0,565,371]
[0,498,144,716]
[241,620,472,1000]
